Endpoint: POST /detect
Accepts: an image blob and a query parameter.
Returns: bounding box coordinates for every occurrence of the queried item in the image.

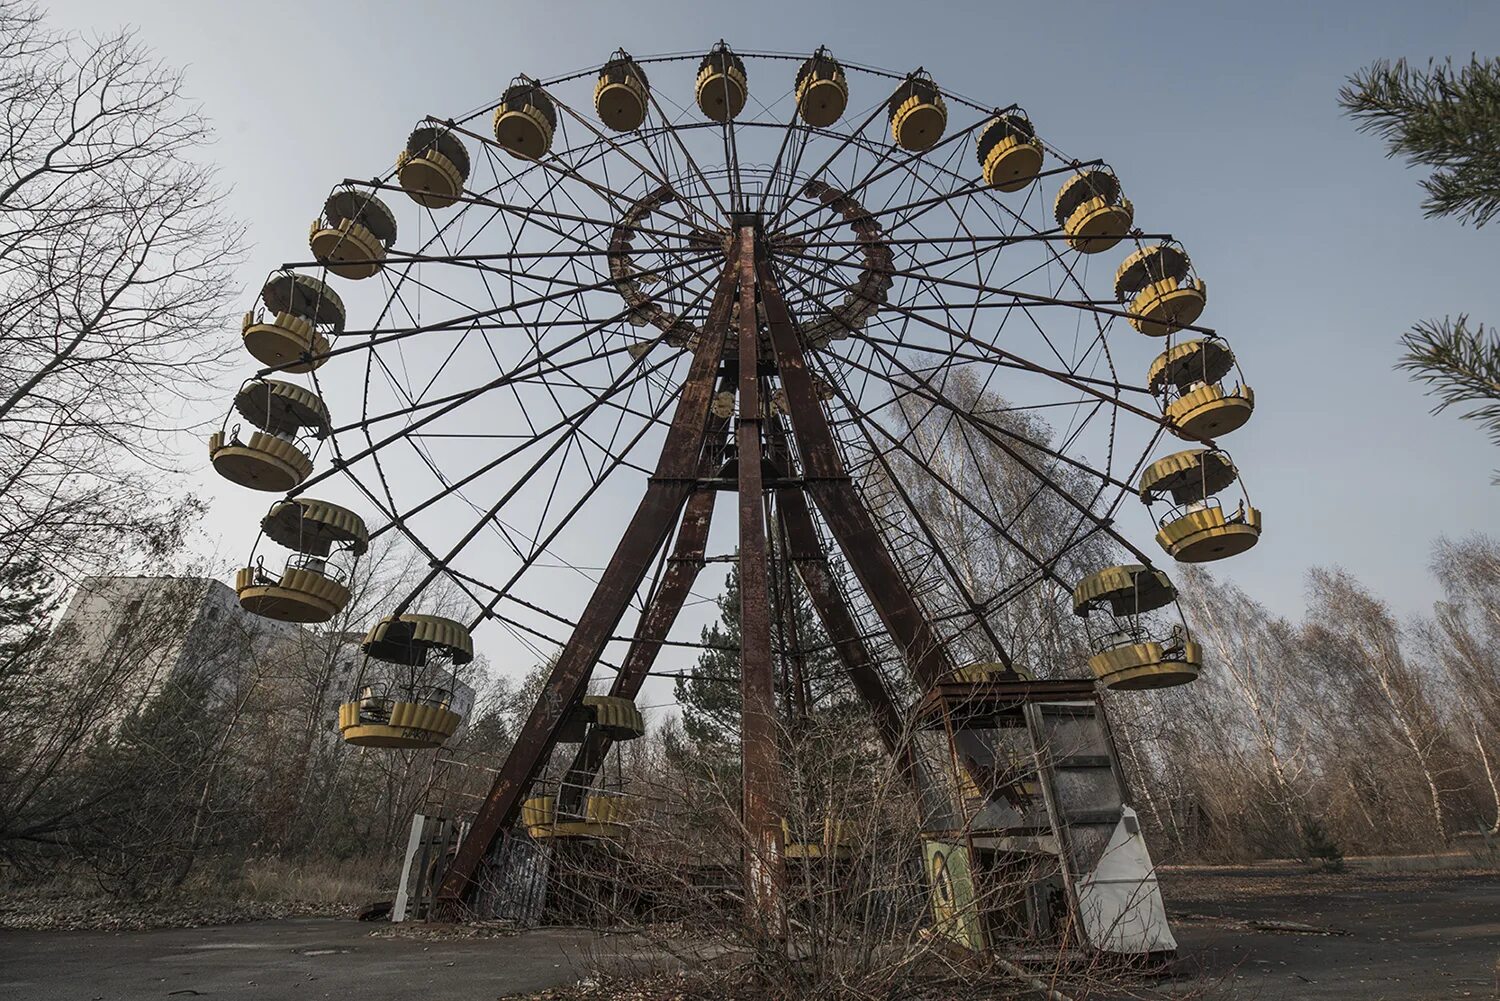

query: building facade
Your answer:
[46,575,472,738]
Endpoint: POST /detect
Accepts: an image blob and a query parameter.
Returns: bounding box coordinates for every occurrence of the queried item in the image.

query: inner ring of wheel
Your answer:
[607,180,892,350]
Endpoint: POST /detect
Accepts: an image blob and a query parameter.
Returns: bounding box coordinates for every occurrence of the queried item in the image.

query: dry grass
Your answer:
[505,970,1040,1001]
[0,882,347,931]
[0,855,387,930]
[231,856,388,905]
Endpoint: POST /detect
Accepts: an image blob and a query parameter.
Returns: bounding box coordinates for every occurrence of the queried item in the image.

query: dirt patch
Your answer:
[368,919,523,940]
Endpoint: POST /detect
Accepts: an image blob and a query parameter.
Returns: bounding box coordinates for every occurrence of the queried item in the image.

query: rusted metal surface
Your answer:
[559,422,728,809]
[756,252,954,690]
[735,226,785,935]
[771,506,811,722]
[772,473,903,756]
[436,247,742,910]
[911,678,1098,724]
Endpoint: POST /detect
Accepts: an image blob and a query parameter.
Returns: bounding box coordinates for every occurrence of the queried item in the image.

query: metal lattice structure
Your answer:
[214,45,1261,947]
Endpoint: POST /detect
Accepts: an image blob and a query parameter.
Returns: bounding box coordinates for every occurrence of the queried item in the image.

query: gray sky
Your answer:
[44,0,1500,698]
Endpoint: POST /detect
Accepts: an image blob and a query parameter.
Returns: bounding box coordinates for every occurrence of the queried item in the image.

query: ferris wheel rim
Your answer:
[217,39,1257,694]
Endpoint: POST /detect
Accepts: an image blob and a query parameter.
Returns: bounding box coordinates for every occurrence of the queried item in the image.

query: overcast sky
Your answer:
[43,0,1500,698]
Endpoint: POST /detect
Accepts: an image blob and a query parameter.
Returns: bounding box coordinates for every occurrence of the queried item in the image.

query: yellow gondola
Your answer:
[494,78,557,159]
[241,272,344,373]
[1138,448,1262,563]
[1073,565,1177,618]
[579,694,646,739]
[518,691,645,837]
[309,187,398,280]
[1147,338,1255,439]
[1114,243,1207,336]
[235,498,368,623]
[594,50,650,132]
[522,793,634,839]
[1086,638,1202,690]
[888,71,946,151]
[795,47,849,128]
[1053,169,1134,253]
[339,614,474,749]
[976,113,1043,192]
[551,693,647,743]
[695,42,747,123]
[397,125,471,208]
[1072,565,1200,690]
[209,378,330,492]
[782,817,854,860]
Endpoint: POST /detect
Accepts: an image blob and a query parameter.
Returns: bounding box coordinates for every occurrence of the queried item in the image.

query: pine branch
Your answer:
[1398,315,1500,477]
[1339,56,1500,227]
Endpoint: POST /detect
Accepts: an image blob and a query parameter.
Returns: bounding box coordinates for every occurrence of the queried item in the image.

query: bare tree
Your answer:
[1303,568,1456,844]
[1175,567,1320,857]
[1425,534,1500,834]
[876,368,1113,677]
[0,2,241,585]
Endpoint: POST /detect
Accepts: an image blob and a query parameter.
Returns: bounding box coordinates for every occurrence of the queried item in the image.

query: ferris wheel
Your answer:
[209,43,1261,919]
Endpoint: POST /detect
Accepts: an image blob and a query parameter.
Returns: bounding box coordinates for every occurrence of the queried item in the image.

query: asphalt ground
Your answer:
[1163,866,1500,999]
[0,921,610,1001]
[2,866,1496,1000]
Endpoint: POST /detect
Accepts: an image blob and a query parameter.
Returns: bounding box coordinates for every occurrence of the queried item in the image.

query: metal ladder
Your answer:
[1022,695,1176,955]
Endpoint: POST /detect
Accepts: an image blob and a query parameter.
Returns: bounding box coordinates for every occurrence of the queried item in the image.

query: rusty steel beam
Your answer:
[771,467,904,756]
[558,418,729,809]
[768,420,947,816]
[776,507,904,756]
[435,246,742,910]
[755,251,955,690]
[735,225,785,934]
[771,506,811,722]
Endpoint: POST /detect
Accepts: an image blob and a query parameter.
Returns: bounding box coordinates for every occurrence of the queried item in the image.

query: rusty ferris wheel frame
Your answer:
[242,47,1244,924]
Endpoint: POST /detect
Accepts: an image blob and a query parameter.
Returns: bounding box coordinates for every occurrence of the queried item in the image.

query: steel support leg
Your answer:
[558,420,727,809]
[735,226,785,935]
[436,250,742,908]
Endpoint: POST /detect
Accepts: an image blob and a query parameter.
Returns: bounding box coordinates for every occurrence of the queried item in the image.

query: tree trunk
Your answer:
[1472,719,1500,838]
